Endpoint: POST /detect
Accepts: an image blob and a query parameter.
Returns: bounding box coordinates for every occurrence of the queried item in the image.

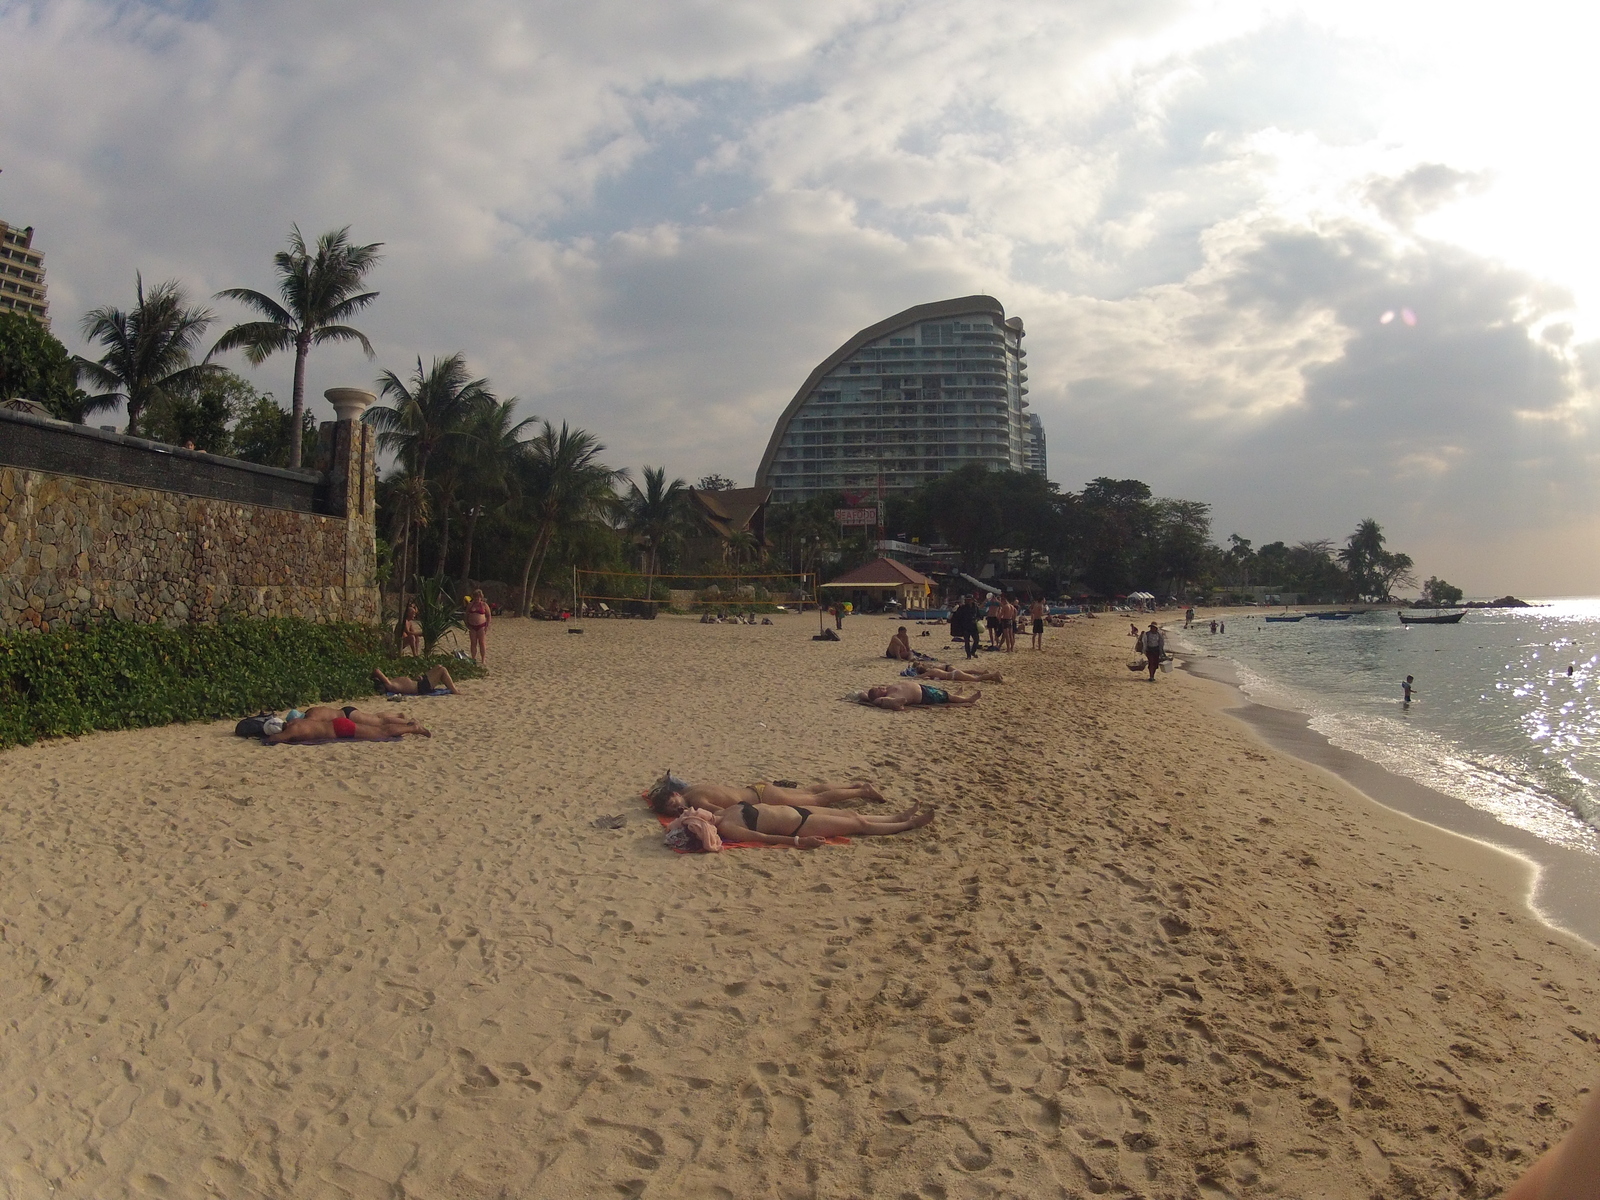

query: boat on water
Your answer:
[1398,610,1467,625]
[1313,612,1353,620]
[1265,614,1306,623]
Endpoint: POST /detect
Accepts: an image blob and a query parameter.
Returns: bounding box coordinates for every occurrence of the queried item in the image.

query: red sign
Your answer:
[834,507,878,526]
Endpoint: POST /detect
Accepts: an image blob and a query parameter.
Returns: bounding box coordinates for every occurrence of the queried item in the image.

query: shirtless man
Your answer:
[1030,598,1046,651]
[910,661,1003,684]
[857,680,981,710]
[646,773,886,817]
[264,708,432,743]
[302,705,431,738]
[999,595,1018,652]
[372,665,459,694]
[885,626,912,660]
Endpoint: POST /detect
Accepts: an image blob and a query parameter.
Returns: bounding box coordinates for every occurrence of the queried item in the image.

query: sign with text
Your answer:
[834,507,878,526]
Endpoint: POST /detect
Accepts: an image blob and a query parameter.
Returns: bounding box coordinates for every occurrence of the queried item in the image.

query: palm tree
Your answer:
[456,398,537,581]
[625,465,687,603]
[365,353,494,575]
[76,276,218,438]
[211,225,382,468]
[515,421,625,615]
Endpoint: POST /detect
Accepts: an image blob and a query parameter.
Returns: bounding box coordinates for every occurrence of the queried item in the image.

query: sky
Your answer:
[5,0,1599,595]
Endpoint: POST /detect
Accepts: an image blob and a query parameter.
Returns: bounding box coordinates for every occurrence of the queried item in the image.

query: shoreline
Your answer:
[1176,638,1600,950]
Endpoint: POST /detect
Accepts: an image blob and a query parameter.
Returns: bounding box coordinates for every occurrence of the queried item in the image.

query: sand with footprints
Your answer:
[1,612,1596,1198]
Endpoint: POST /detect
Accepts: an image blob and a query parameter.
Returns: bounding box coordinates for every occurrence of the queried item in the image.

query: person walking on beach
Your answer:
[465,589,491,667]
[1142,621,1166,681]
[986,597,1003,647]
[952,595,981,659]
[999,594,1018,652]
[1402,675,1416,703]
[831,602,845,631]
[1030,597,1046,650]
[1185,607,1195,628]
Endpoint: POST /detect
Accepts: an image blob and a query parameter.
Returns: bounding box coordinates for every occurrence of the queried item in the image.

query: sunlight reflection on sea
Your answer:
[1173,600,1600,857]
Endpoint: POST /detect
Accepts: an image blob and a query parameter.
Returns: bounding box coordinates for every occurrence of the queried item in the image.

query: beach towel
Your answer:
[386,688,452,701]
[643,793,849,851]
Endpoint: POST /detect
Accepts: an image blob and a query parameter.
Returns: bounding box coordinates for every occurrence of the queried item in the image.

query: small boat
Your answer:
[1313,612,1353,620]
[1265,614,1305,623]
[1398,611,1466,625]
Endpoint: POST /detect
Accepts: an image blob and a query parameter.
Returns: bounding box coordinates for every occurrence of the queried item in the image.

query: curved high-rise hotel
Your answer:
[755,296,1039,504]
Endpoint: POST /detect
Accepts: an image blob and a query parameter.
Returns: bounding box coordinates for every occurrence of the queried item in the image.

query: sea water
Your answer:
[1171,601,1600,858]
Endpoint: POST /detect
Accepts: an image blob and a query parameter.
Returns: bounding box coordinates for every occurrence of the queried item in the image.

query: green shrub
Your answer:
[0,617,480,749]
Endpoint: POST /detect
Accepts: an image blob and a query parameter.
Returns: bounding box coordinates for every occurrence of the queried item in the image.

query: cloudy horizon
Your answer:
[6,0,1598,596]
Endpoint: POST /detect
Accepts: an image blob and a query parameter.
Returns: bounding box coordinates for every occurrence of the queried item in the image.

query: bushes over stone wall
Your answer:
[0,617,473,749]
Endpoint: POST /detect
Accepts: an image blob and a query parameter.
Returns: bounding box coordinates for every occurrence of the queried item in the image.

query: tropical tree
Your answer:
[378,469,432,644]
[365,353,494,576]
[695,473,737,492]
[76,276,218,437]
[626,465,688,602]
[515,422,625,614]
[1420,576,1464,607]
[211,225,382,468]
[1338,518,1416,600]
[456,398,537,581]
[0,311,90,421]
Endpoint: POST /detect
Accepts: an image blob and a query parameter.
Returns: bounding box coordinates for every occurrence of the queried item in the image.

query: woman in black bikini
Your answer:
[646,774,886,817]
[674,798,936,850]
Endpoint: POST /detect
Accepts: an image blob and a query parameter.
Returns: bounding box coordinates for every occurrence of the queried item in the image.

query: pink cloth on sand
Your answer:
[672,811,723,852]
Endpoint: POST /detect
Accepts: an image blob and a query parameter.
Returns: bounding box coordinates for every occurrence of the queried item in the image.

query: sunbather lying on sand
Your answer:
[372,665,459,695]
[646,772,885,817]
[909,661,1004,683]
[854,680,980,710]
[264,707,432,743]
[301,705,431,738]
[665,800,936,851]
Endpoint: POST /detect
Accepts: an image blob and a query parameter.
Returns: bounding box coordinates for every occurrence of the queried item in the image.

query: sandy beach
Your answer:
[2,612,1597,1199]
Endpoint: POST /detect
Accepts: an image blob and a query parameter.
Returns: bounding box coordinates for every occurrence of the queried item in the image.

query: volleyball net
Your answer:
[573,568,817,612]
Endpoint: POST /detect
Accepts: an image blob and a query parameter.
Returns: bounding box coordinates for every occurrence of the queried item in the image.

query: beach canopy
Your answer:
[821,557,933,589]
[1127,590,1156,601]
[956,572,1002,595]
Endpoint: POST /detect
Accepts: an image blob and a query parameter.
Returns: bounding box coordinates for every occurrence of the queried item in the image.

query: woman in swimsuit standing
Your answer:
[465,590,492,666]
[402,600,423,657]
[668,798,936,851]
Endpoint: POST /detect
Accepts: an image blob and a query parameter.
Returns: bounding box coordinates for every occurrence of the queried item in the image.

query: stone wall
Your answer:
[0,411,379,634]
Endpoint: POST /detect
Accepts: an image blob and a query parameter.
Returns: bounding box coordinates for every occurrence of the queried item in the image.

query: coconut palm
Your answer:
[76,276,218,438]
[366,353,494,575]
[515,421,625,615]
[456,398,537,581]
[211,225,382,468]
[625,465,687,603]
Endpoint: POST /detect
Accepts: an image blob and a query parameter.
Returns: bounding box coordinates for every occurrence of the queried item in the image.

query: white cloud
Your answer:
[6,0,1600,592]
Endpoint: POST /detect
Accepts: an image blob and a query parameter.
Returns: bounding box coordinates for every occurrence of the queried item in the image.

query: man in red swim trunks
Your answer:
[264,707,431,743]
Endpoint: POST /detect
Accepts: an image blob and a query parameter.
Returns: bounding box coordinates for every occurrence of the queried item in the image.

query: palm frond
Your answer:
[213,288,294,325]
[309,324,376,357]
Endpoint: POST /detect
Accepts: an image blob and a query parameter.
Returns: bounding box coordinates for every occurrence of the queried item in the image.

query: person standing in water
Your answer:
[1402,675,1416,703]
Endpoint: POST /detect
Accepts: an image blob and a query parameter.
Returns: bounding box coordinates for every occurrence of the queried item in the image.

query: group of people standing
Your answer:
[947,593,1048,658]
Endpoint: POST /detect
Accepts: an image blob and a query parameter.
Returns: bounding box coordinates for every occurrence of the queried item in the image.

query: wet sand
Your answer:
[0,612,1596,1198]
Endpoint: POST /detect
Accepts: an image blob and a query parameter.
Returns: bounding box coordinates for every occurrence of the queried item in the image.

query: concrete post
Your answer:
[319,389,379,623]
